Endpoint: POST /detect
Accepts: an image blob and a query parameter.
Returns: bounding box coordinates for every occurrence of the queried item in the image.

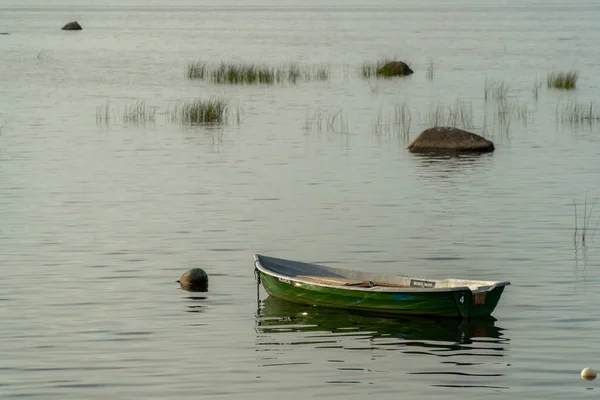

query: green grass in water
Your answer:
[170,97,228,124]
[186,61,329,85]
[187,62,207,79]
[122,100,156,124]
[558,100,599,124]
[547,71,578,89]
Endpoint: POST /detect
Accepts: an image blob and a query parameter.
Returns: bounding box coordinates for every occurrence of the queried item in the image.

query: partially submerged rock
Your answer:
[177,268,209,292]
[408,127,495,153]
[377,61,414,77]
[62,21,82,31]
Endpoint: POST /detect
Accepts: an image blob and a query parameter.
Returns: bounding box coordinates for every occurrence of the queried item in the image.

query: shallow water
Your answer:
[1,0,600,398]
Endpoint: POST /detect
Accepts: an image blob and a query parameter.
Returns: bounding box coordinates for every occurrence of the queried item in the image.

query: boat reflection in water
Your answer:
[256,296,505,342]
[255,296,510,391]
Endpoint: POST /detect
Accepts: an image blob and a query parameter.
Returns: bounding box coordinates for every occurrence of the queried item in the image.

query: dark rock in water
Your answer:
[0,33,9,35]
[377,61,414,77]
[177,268,208,292]
[62,21,82,31]
[408,127,495,153]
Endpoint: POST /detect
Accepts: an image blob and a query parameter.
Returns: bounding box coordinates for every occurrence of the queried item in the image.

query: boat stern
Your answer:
[454,283,509,318]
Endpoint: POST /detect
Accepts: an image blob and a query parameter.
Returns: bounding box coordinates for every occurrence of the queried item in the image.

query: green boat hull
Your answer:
[259,272,505,318]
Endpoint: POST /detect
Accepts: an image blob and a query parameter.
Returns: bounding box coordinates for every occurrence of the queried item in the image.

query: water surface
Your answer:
[1,1,600,398]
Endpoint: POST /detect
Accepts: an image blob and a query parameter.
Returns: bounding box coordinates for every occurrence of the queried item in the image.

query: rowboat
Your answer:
[254,254,510,319]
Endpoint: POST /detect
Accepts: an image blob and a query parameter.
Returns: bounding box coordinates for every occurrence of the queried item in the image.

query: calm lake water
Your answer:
[1,0,600,398]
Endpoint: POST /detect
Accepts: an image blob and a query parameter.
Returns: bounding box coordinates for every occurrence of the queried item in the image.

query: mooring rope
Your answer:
[254,261,261,308]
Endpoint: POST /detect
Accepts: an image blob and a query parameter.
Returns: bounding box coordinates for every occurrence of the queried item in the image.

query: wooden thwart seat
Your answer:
[297,275,410,288]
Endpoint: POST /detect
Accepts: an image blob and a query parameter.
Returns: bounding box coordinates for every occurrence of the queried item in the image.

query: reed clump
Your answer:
[373,100,412,141]
[187,62,207,79]
[394,100,412,139]
[494,97,529,124]
[547,71,578,89]
[96,101,113,125]
[425,99,474,130]
[426,59,434,81]
[96,100,156,125]
[186,61,329,85]
[510,102,529,121]
[361,62,378,78]
[211,62,278,84]
[311,65,330,82]
[532,78,543,101]
[484,78,510,102]
[122,101,156,124]
[170,97,229,124]
[303,108,348,133]
[558,100,600,125]
[573,195,599,245]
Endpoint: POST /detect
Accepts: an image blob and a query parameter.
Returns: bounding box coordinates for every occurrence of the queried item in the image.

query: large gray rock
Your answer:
[177,268,209,292]
[62,21,82,31]
[408,127,495,153]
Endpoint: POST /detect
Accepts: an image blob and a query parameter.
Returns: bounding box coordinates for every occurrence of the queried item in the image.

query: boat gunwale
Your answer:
[254,254,511,294]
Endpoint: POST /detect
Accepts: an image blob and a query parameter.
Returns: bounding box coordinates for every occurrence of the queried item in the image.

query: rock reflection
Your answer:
[411,152,492,182]
[413,151,491,167]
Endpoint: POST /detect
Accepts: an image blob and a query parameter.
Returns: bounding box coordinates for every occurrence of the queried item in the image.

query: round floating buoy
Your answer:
[581,367,597,381]
[177,268,208,292]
